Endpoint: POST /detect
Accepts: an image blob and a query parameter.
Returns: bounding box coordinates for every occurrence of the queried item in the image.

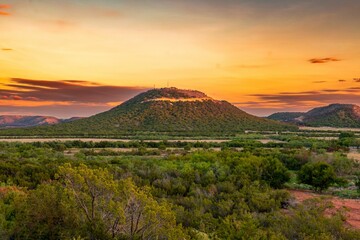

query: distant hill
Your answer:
[268,103,360,128]
[267,112,304,123]
[0,115,82,129]
[0,88,296,136]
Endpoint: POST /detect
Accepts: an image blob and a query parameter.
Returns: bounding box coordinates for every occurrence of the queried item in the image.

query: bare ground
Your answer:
[290,190,360,229]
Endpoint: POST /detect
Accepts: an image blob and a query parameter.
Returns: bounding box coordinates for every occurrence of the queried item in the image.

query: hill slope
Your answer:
[0,88,296,136]
[268,112,304,123]
[0,115,81,129]
[268,104,360,128]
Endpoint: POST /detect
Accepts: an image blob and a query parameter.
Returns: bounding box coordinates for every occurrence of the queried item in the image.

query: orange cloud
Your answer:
[12,95,22,100]
[0,4,10,16]
[50,20,76,29]
[0,100,72,107]
[308,57,341,64]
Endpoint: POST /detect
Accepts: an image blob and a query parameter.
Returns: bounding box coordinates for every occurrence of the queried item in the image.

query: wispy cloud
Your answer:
[308,57,341,64]
[0,78,150,117]
[246,87,360,110]
[0,4,10,16]
[1,48,13,51]
[0,78,149,105]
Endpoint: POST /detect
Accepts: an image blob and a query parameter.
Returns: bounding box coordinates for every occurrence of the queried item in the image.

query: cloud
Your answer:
[354,78,360,82]
[247,87,360,110]
[0,78,149,105]
[312,81,326,83]
[308,57,341,64]
[338,79,346,82]
[0,104,111,119]
[51,20,76,27]
[1,48,13,51]
[0,4,10,16]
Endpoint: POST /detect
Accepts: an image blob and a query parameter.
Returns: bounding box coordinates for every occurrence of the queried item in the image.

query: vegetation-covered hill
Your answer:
[268,112,304,123]
[268,103,360,128]
[0,115,82,129]
[0,88,296,136]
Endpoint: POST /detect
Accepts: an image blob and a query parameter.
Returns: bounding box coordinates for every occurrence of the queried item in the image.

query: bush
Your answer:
[355,172,360,192]
[298,162,336,191]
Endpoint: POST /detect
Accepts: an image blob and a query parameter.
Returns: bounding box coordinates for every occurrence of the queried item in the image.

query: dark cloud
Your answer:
[0,78,149,104]
[338,79,346,82]
[354,78,360,82]
[308,57,341,64]
[1,48,13,51]
[249,87,360,108]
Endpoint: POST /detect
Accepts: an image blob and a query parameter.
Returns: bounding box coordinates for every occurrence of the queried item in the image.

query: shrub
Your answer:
[298,162,336,191]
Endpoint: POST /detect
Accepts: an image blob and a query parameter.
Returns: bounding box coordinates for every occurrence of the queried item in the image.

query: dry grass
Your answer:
[300,126,360,132]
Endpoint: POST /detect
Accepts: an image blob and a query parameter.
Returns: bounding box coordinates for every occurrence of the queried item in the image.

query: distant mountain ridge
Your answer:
[0,115,82,129]
[0,87,296,136]
[268,103,360,128]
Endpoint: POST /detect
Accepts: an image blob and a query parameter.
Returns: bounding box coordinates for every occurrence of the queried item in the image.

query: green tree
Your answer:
[57,163,186,239]
[14,184,80,240]
[298,162,336,191]
[261,158,290,188]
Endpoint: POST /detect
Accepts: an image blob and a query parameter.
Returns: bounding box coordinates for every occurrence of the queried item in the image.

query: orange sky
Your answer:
[0,0,359,117]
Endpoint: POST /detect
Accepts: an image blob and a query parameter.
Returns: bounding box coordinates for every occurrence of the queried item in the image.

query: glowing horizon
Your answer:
[1,0,360,118]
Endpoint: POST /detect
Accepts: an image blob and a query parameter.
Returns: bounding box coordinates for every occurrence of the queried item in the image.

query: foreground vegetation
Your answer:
[1,135,360,239]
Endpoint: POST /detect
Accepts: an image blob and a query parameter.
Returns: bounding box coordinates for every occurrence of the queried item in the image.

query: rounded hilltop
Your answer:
[123,87,215,105]
[144,87,210,99]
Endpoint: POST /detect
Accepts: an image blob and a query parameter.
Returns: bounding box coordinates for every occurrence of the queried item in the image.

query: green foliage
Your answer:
[355,172,360,192]
[298,162,337,191]
[13,184,80,240]
[268,104,360,129]
[260,158,290,188]
[0,142,359,239]
[57,164,185,240]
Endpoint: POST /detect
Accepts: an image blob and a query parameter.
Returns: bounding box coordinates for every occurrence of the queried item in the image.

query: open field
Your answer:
[300,126,360,132]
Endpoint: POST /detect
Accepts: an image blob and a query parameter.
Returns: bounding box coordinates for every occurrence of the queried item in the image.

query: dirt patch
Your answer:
[290,190,360,229]
[348,149,360,163]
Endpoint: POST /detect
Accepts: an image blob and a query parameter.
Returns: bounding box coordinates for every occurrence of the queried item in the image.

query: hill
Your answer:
[267,112,304,123]
[0,88,297,136]
[0,115,82,129]
[268,103,360,128]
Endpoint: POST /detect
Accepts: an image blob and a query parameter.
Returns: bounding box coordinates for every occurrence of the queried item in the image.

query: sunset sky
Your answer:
[0,0,359,118]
